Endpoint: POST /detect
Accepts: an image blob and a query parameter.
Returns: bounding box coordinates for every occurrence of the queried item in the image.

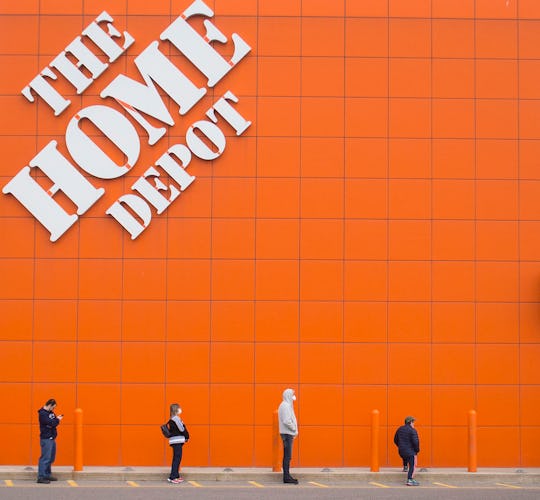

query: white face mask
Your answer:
[177,408,182,415]
[292,395,296,401]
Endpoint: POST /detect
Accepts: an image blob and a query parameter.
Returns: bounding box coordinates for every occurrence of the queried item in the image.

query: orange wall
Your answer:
[1,0,539,468]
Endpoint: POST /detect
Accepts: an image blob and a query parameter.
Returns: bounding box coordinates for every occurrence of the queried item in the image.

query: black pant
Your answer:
[404,454,415,480]
[281,434,294,478]
[169,443,183,479]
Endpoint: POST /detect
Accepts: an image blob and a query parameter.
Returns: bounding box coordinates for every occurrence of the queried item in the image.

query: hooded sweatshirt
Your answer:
[278,388,298,436]
[38,407,60,440]
[168,415,187,446]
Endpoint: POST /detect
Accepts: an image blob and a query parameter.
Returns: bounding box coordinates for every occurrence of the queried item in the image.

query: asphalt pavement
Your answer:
[1,467,539,499]
[0,480,539,500]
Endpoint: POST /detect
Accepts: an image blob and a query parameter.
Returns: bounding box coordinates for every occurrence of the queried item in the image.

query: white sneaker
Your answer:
[167,478,184,484]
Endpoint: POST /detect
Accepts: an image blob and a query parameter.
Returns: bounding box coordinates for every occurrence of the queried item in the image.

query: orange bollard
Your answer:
[468,409,477,472]
[74,408,83,472]
[272,410,281,472]
[370,409,380,472]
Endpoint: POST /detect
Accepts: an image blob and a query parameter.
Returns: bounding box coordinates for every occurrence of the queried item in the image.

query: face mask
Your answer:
[292,395,296,401]
[178,409,182,415]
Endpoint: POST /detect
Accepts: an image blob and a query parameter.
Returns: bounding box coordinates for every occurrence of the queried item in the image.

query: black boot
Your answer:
[283,475,299,484]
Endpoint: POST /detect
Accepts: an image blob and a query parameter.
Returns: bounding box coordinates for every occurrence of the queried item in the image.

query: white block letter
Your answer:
[50,37,108,94]
[22,67,71,116]
[82,11,134,63]
[131,166,181,214]
[2,141,104,241]
[186,120,226,160]
[155,144,195,191]
[106,194,151,240]
[206,91,251,136]
[66,105,140,179]
[160,0,251,87]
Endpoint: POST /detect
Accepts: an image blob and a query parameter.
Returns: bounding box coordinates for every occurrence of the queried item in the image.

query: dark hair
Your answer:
[45,399,57,407]
[404,416,415,425]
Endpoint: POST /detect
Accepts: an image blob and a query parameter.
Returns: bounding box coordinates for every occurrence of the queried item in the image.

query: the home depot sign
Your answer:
[2,0,251,241]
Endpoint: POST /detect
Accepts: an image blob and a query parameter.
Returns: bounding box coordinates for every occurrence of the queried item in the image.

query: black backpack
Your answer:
[160,423,171,438]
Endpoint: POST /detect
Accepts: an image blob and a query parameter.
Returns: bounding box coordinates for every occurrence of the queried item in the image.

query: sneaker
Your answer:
[406,479,420,486]
[36,477,50,484]
[402,466,408,472]
[167,478,184,484]
[46,476,58,481]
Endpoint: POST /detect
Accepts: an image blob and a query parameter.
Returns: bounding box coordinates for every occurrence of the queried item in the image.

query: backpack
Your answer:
[160,423,171,438]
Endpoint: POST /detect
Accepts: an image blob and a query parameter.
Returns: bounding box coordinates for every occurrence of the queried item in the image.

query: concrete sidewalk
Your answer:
[1,466,539,485]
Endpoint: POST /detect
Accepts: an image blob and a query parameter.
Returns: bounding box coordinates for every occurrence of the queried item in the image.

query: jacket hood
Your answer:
[282,388,295,404]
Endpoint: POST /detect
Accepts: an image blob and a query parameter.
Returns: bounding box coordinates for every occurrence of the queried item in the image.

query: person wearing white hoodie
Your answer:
[278,388,299,484]
[166,403,189,484]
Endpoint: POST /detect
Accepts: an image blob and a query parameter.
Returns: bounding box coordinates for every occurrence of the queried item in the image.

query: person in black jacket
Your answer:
[166,403,189,484]
[393,416,420,486]
[37,399,63,484]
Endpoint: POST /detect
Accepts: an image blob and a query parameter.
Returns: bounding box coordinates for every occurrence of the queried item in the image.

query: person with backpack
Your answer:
[166,403,189,484]
[393,415,420,486]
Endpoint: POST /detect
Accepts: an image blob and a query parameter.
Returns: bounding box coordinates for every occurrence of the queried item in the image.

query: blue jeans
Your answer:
[38,438,56,478]
[281,434,294,478]
[169,443,183,480]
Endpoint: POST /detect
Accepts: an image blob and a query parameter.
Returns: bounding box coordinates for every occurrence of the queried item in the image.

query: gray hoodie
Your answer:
[278,388,298,436]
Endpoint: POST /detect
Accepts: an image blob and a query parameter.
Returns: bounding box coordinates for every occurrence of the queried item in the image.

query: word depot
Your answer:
[3,0,251,241]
